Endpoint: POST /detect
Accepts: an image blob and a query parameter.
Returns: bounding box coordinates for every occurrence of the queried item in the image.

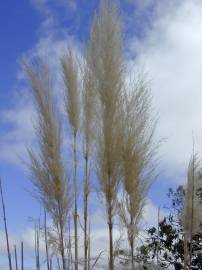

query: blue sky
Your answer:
[0,1,41,229]
[1,0,202,268]
[0,1,38,104]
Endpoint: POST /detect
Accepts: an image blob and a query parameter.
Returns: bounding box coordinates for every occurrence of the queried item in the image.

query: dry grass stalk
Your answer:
[23,61,70,270]
[119,77,157,269]
[67,216,73,270]
[62,48,80,134]
[183,153,202,269]
[35,223,40,270]
[21,242,23,270]
[87,2,123,269]
[44,211,50,270]
[14,245,18,270]
[82,43,96,270]
[62,47,80,270]
[87,220,91,270]
[83,157,90,270]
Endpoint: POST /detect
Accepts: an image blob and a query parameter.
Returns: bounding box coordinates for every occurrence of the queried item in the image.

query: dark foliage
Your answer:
[139,186,202,270]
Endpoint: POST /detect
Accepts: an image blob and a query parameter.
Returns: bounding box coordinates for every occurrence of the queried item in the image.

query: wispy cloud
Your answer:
[0,91,35,166]
[128,0,202,183]
[30,0,79,37]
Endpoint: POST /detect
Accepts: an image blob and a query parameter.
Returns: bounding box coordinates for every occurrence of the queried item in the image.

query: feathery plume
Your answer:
[119,75,157,269]
[23,61,70,270]
[88,2,123,269]
[81,40,97,270]
[61,48,80,270]
[183,153,202,269]
[62,48,80,134]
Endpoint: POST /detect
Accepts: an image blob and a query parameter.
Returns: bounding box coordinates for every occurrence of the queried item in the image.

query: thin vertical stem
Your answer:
[84,151,89,270]
[35,224,37,269]
[44,211,50,270]
[130,238,134,270]
[184,232,188,270]
[73,131,78,270]
[60,225,66,270]
[108,199,114,270]
[130,215,134,270]
[57,208,66,270]
[35,223,40,270]
[0,178,12,270]
[21,242,24,270]
[129,198,135,270]
[88,220,91,270]
[67,216,73,270]
[14,245,18,270]
[189,144,195,268]
[106,171,114,270]
[49,258,52,270]
[108,215,114,270]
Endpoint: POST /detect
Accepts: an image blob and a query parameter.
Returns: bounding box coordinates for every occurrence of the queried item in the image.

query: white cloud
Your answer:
[142,199,169,228]
[30,0,78,36]
[0,92,36,166]
[128,0,202,183]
